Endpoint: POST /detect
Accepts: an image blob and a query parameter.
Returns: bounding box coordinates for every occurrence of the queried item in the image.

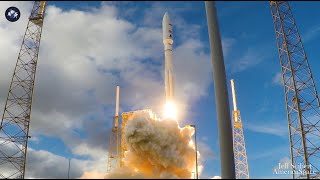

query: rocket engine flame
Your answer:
[104,111,202,179]
[163,101,177,120]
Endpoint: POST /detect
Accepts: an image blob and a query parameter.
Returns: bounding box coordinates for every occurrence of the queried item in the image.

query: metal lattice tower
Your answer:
[0,1,46,179]
[107,86,121,173]
[230,79,249,179]
[270,1,320,179]
[107,116,121,173]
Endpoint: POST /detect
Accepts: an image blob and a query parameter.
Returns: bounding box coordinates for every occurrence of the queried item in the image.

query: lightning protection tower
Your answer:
[0,1,46,179]
[270,1,320,178]
[231,79,249,179]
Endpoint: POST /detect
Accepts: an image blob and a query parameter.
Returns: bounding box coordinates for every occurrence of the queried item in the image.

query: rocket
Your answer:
[162,12,174,102]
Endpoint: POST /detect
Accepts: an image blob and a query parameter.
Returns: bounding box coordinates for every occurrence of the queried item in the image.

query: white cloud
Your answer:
[302,25,320,43]
[221,37,236,57]
[25,147,107,179]
[250,145,289,160]
[244,121,288,137]
[230,47,266,73]
[272,156,292,179]
[73,143,106,160]
[201,136,208,142]
[0,2,214,178]
[0,1,33,101]
[272,72,283,86]
[28,136,41,144]
[0,138,101,179]
[26,148,83,179]
[198,141,216,162]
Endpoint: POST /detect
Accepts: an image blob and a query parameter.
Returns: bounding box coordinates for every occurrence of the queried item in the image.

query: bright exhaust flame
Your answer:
[163,100,177,120]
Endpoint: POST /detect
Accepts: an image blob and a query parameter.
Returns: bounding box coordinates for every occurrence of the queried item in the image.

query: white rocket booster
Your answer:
[162,12,174,102]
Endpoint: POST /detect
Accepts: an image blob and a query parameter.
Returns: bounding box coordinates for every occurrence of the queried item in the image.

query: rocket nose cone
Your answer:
[163,12,170,23]
[162,12,173,42]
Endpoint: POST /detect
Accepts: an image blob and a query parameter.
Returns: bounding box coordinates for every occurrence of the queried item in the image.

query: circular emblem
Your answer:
[5,7,20,22]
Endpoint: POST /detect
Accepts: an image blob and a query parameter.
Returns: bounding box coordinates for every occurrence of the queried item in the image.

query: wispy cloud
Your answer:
[198,141,216,161]
[230,47,268,74]
[272,72,283,86]
[302,25,320,43]
[221,37,236,57]
[245,121,288,138]
[201,136,208,142]
[250,145,289,160]
[256,97,271,113]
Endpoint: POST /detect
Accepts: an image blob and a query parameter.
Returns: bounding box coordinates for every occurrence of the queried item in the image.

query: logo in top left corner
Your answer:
[5,6,20,22]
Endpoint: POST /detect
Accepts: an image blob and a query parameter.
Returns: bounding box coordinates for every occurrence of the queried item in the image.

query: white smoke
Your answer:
[211,175,221,179]
[104,111,201,179]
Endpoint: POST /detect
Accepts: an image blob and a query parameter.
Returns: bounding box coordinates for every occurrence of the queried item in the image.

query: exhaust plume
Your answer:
[80,171,106,179]
[105,111,201,179]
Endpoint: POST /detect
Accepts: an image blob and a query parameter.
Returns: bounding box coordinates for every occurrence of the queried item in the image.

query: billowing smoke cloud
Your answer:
[80,171,106,179]
[104,111,201,179]
[211,176,221,179]
[104,166,150,179]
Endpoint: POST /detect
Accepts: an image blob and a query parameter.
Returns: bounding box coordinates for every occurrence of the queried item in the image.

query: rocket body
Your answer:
[162,12,174,102]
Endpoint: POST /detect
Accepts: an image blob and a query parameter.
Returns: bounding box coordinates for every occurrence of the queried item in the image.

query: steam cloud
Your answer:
[104,111,201,179]
[80,171,106,179]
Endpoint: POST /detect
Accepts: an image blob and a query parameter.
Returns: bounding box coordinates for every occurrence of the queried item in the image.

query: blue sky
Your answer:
[1,1,320,179]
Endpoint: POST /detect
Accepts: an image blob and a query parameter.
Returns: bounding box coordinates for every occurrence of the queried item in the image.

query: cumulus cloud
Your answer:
[0,137,105,179]
[26,148,109,179]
